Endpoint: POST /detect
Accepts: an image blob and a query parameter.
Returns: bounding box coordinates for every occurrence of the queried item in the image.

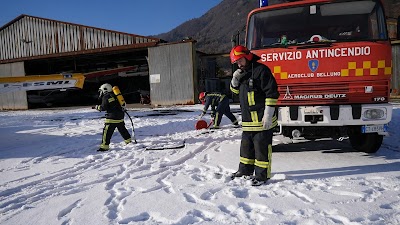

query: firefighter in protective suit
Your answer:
[94,83,131,152]
[229,45,279,186]
[198,92,239,129]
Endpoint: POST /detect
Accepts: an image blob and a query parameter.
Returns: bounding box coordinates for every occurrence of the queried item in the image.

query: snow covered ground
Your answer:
[0,103,399,225]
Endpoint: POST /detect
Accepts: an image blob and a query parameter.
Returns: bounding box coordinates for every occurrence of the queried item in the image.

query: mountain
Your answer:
[155,0,399,54]
[155,0,262,54]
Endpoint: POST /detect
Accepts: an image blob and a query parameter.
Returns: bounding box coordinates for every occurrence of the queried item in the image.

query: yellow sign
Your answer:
[0,73,85,93]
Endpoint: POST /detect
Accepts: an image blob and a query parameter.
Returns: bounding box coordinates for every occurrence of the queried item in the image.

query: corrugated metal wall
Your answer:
[0,62,27,110]
[148,42,197,106]
[0,15,158,62]
[392,42,400,95]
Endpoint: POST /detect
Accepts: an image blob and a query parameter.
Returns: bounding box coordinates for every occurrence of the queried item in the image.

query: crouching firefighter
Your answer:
[93,83,132,152]
[229,45,279,186]
[198,92,239,129]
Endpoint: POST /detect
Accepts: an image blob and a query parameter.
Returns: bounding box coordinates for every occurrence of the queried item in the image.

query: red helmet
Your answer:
[230,45,253,64]
[198,92,206,104]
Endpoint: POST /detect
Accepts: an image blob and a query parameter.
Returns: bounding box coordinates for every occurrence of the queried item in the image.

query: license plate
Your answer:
[362,124,388,133]
[304,107,322,114]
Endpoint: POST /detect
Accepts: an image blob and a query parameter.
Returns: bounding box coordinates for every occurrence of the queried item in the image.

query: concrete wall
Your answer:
[0,62,27,110]
[148,42,197,106]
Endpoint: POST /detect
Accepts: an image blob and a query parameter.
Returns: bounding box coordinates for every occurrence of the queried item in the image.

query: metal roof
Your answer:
[0,15,161,63]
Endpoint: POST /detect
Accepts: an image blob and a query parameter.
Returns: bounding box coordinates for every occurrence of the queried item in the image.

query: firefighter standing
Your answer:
[198,92,239,129]
[229,45,279,186]
[94,83,131,152]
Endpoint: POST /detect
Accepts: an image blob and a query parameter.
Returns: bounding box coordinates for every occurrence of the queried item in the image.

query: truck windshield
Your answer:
[247,0,388,49]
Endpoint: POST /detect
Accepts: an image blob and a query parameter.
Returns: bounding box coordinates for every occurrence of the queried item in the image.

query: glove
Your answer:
[211,113,215,118]
[231,69,245,87]
[91,106,96,109]
[262,106,275,130]
[198,112,205,120]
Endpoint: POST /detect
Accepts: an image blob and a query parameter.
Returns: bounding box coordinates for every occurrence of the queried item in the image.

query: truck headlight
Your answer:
[363,108,386,120]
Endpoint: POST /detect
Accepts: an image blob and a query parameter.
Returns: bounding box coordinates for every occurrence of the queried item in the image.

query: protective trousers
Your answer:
[100,122,131,149]
[213,98,238,128]
[238,130,273,181]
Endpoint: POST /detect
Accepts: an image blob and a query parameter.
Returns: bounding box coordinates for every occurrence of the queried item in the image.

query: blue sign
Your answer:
[260,0,268,7]
[308,60,319,72]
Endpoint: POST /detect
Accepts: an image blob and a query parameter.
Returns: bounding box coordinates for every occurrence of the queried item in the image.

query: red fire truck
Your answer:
[246,0,393,153]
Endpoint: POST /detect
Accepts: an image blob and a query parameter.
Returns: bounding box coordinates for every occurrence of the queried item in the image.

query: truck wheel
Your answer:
[348,133,383,153]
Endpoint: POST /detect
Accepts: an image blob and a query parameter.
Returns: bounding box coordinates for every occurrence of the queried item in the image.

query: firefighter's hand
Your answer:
[231,69,244,87]
[211,113,215,118]
[233,69,245,79]
[262,106,275,130]
[198,112,205,120]
[91,106,96,109]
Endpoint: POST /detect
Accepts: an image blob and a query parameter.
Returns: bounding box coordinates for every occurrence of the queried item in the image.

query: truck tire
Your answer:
[348,133,383,153]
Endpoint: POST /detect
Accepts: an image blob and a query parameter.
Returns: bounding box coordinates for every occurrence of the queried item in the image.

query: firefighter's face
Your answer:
[235,57,248,69]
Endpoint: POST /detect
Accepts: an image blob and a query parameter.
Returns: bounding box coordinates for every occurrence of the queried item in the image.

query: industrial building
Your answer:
[0,15,206,110]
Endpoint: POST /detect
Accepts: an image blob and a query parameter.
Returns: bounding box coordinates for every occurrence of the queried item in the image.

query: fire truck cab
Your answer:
[246,0,393,153]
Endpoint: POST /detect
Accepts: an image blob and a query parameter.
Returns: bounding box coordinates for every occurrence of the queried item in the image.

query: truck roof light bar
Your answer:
[260,0,268,7]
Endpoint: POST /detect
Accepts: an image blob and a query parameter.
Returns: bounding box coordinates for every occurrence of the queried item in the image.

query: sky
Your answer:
[0,103,399,224]
[0,0,222,36]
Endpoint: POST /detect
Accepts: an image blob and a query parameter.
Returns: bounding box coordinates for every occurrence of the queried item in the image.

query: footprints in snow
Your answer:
[4,129,399,225]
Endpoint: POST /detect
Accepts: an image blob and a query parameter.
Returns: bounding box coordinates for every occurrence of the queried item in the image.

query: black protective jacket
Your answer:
[202,92,226,116]
[96,92,125,122]
[230,57,279,131]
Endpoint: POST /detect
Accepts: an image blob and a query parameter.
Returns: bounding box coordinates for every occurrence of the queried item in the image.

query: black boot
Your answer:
[231,171,253,180]
[251,178,269,186]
